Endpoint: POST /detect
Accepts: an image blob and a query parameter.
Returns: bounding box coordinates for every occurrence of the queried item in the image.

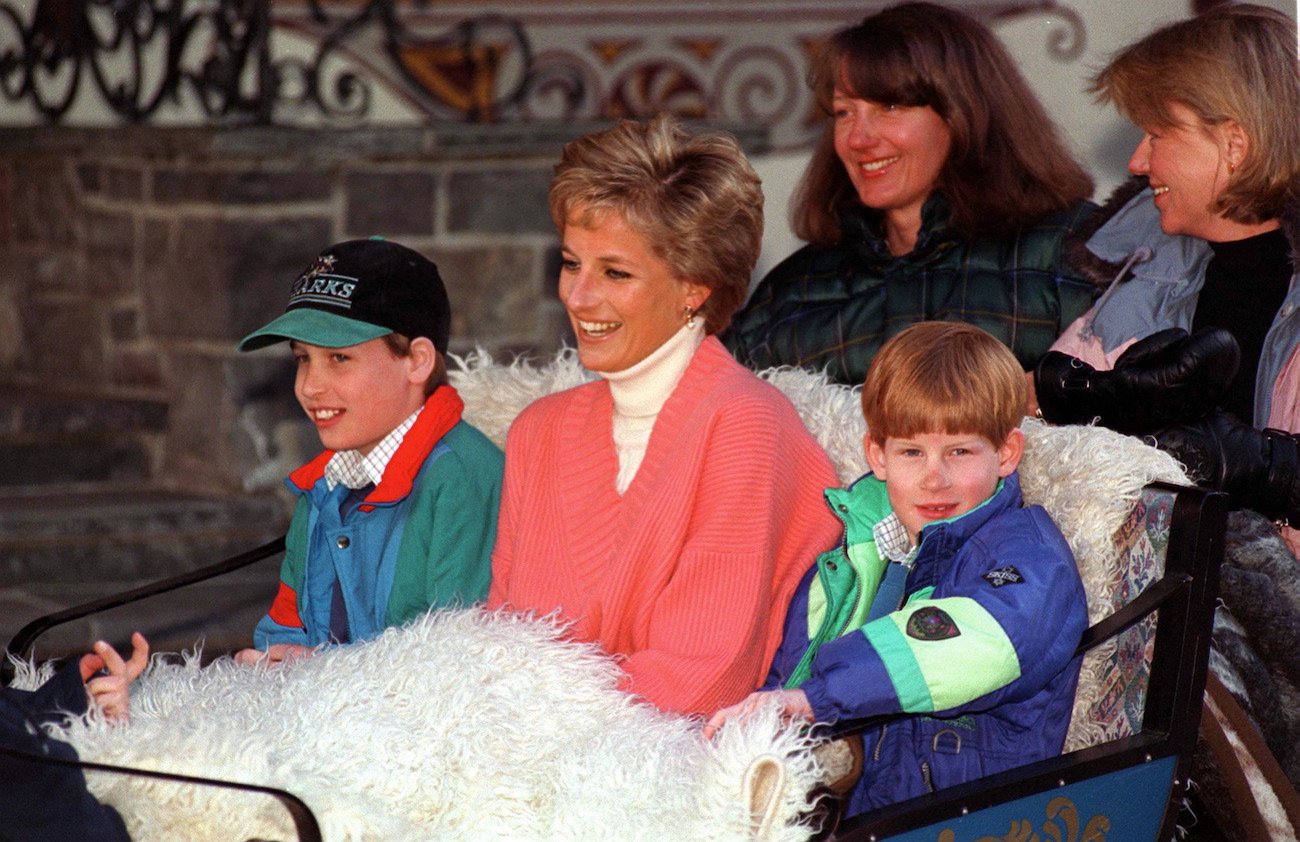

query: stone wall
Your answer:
[2,123,769,495]
[0,121,763,657]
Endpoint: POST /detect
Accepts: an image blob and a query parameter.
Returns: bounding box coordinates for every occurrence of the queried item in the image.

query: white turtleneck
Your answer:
[600,320,707,494]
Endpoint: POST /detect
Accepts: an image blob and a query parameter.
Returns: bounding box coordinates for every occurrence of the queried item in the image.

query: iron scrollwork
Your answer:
[0,0,1086,136]
[988,0,1087,62]
[0,0,534,125]
[0,0,275,123]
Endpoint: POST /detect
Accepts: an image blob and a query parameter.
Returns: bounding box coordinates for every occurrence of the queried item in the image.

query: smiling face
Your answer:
[832,90,951,245]
[865,428,1022,545]
[292,337,431,455]
[558,208,711,373]
[1127,102,1243,241]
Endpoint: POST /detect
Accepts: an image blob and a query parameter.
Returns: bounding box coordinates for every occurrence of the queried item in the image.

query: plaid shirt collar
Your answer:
[873,512,919,566]
[324,406,423,491]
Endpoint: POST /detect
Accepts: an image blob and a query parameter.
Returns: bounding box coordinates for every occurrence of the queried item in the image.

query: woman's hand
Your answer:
[234,644,315,666]
[703,688,814,739]
[80,632,150,723]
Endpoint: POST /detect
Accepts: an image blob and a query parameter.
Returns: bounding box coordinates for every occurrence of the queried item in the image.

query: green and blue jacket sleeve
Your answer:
[800,505,1085,724]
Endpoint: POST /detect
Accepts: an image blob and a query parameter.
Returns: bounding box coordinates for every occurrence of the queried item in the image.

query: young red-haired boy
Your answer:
[707,322,1087,817]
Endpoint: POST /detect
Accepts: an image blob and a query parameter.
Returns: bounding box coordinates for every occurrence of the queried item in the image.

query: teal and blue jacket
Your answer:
[765,470,1086,816]
[254,390,503,650]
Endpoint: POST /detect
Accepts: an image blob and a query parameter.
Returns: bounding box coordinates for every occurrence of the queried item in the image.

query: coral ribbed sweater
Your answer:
[488,338,841,716]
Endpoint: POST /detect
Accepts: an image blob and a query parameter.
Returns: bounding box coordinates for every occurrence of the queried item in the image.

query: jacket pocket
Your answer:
[916,719,986,793]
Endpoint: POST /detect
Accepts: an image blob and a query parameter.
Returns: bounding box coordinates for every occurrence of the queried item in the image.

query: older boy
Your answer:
[706,322,1086,816]
[234,239,503,664]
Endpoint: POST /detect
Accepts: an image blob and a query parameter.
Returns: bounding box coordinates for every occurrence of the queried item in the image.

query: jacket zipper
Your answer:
[872,724,889,762]
[920,760,934,793]
[834,554,871,638]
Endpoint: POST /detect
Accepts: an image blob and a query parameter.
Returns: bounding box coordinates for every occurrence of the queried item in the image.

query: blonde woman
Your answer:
[1035,4,1300,550]
[488,116,840,717]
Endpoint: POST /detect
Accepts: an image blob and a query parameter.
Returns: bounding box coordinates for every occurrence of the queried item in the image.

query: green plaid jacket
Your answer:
[725,195,1099,385]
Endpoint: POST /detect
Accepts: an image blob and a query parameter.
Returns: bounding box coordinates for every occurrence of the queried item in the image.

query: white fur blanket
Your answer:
[27,611,822,842]
[27,351,1186,841]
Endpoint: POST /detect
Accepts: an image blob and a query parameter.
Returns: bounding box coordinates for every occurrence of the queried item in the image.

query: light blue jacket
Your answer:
[1080,186,1300,429]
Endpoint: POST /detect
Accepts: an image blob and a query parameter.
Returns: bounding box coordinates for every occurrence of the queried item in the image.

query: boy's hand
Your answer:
[82,632,150,723]
[234,643,314,666]
[702,688,814,739]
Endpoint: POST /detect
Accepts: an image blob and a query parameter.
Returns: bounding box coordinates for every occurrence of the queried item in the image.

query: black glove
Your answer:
[1153,410,1300,525]
[1035,328,1241,434]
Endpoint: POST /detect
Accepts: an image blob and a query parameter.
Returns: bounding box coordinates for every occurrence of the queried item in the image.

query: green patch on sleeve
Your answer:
[282,496,312,588]
[864,596,1020,712]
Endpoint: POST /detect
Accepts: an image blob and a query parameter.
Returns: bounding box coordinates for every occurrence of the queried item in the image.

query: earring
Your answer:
[684,305,698,330]
[1228,159,1237,175]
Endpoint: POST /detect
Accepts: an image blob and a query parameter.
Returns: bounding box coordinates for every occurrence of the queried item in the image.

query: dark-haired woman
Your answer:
[725,1,1096,385]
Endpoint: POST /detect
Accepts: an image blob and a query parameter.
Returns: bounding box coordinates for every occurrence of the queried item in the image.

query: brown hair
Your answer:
[548,114,763,334]
[382,333,447,397]
[861,321,1027,445]
[1094,4,1300,224]
[794,1,1093,246]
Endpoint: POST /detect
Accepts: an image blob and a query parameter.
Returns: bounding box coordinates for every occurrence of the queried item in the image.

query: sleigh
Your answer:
[2,356,1226,842]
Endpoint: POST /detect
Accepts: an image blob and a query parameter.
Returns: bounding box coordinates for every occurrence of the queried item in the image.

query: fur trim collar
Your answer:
[1066,178,1150,290]
[1070,177,1300,290]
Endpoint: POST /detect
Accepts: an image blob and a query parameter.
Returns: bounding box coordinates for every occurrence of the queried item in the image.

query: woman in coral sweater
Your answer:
[488,116,842,717]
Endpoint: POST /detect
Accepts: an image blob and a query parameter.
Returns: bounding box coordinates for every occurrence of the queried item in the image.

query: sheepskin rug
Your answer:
[29,351,1187,841]
[29,611,822,842]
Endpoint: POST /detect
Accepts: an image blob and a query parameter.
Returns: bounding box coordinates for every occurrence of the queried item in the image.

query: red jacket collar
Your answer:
[286,386,466,503]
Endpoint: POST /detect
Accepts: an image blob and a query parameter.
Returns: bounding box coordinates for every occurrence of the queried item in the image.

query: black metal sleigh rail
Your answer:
[2,536,286,686]
[0,743,323,842]
[3,481,1226,842]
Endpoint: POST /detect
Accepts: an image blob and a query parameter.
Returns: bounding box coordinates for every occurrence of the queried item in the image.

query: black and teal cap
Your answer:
[238,238,451,353]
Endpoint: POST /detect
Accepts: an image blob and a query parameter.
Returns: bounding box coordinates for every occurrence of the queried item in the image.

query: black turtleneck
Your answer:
[1191,227,1292,423]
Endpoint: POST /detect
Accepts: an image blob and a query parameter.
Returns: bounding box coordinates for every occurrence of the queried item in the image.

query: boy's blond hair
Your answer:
[861,322,1026,445]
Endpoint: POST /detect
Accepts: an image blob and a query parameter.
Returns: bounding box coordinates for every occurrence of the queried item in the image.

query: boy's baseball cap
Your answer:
[238,238,450,353]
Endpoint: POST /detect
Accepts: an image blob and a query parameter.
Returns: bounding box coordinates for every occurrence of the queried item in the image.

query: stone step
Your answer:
[0,438,153,488]
[0,388,168,488]
[0,489,290,662]
[0,388,168,432]
[0,490,288,584]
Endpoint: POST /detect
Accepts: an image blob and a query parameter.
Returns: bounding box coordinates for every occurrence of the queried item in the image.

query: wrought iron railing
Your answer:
[0,1,1086,146]
[0,0,535,124]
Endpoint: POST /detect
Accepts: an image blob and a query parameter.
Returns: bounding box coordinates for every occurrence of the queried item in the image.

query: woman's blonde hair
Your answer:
[548,115,763,334]
[861,322,1027,445]
[794,1,1093,246]
[1094,4,1300,224]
